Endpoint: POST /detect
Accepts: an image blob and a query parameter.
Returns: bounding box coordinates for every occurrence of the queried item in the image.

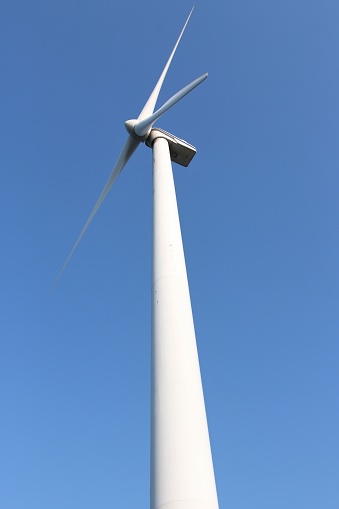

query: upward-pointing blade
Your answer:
[137,7,194,121]
[55,135,140,284]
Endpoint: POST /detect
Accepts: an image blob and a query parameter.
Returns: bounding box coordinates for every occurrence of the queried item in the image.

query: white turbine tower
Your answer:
[57,9,219,509]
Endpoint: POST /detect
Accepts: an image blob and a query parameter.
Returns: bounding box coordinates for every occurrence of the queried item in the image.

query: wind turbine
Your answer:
[57,8,219,509]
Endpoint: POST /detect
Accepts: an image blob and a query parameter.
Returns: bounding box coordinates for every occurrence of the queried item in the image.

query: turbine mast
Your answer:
[151,133,219,509]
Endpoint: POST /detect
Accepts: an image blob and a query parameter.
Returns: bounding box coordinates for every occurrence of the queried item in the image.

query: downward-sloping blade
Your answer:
[134,72,208,138]
[137,7,194,121]
[55,135,140,284]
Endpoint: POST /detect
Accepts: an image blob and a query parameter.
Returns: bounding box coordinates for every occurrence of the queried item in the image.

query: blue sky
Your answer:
[1,1,338,508]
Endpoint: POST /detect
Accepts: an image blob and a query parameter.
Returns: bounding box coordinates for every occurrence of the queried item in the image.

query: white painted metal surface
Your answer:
[152,136,219,509]
[56,13,218,509]
[146,128,196,167]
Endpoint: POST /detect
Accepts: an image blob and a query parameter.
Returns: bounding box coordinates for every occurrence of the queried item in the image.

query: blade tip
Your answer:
[186,6,194,23]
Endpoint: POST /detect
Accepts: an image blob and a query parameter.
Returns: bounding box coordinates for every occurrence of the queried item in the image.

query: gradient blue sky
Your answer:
[1,1,338,508]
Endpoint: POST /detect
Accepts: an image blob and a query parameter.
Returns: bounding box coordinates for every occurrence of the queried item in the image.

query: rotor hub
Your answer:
[125,119,150,142]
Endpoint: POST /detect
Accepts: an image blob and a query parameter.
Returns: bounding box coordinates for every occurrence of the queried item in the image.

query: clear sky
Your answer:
[1,1,338,508]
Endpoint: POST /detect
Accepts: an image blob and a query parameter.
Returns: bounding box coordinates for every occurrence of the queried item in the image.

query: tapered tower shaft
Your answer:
[151,136,219,509]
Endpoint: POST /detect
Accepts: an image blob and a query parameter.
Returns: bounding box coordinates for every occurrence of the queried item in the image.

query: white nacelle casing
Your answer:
[146,128,196,167]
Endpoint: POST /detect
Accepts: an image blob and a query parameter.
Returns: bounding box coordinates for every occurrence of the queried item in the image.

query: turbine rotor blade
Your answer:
[55,135,140,284]
[134,72,208,138]
[137,7,194,121]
